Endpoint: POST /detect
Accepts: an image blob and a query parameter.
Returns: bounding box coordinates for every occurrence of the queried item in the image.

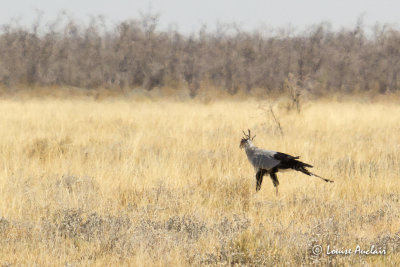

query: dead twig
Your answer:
[269,105,284,136]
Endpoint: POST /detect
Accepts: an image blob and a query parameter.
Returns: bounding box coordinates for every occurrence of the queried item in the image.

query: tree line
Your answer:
[1,14,400,96]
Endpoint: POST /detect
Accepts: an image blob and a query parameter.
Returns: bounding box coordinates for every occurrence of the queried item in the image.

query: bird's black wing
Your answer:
[273,152,333,183]
[273,152,313,169]
[273,152,300,161]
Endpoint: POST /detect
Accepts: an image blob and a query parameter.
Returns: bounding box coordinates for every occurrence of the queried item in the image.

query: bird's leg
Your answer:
[269,170,280,196]
[255,169,263,191]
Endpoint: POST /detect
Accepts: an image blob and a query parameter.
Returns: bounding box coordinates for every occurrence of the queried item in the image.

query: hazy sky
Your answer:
[1,0,399,34]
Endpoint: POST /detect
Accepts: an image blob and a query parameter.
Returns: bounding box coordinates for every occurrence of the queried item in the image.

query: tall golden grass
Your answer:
[0,96,399,266]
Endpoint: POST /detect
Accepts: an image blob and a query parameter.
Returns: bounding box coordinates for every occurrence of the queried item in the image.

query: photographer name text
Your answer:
[326,245,386,255]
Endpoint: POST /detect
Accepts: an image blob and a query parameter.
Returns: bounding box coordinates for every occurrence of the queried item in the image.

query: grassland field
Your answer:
[0,94,399,266]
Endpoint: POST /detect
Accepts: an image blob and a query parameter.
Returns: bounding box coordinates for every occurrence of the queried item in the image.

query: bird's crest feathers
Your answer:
[242,129,256,141]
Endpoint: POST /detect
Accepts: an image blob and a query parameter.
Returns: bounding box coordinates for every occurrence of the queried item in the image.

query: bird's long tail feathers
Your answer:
[298,166,334,183]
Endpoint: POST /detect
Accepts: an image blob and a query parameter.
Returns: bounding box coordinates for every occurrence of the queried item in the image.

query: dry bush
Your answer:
[1,15,400,96]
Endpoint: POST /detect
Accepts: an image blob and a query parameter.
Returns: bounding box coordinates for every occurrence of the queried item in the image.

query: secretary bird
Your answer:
[240,129,333,195]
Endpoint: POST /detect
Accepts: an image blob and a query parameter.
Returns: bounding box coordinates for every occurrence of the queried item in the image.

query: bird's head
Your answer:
[240,129,256,149]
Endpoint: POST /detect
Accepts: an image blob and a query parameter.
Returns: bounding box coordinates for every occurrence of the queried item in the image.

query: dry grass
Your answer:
[0,96,399,266]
